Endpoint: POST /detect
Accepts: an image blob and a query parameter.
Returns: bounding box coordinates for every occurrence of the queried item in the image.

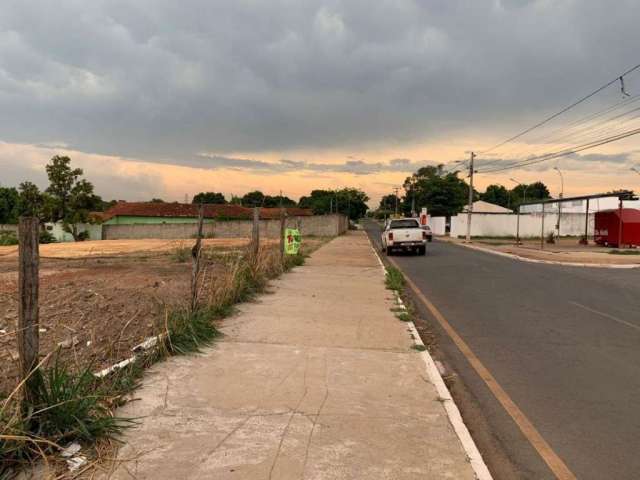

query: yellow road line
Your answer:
[388,256,577,480]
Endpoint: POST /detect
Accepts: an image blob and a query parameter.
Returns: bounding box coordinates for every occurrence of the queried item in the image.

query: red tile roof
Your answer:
[260,207,313,218]
[102,202,313,221]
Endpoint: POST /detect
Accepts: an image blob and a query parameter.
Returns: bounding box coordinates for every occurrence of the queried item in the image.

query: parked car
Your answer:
[381,218,428,255]
[422,225,433,242]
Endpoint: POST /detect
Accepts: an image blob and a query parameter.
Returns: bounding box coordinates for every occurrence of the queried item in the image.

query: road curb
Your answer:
[441,238,640,269]
[366,236,493,480]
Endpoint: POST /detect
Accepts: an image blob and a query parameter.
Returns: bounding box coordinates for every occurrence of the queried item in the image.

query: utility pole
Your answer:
[393,187,400,216]
[465,152,476,243]
[554,167,564,239]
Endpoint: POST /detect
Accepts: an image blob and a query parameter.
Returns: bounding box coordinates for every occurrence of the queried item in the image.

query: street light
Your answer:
[509,178,529,206]
[553,167,564,238]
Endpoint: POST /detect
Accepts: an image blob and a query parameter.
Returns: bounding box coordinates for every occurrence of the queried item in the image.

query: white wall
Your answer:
[427,216,446,235]
[520,198,640,213]
[46,222,103,242]
[450,213,595,238]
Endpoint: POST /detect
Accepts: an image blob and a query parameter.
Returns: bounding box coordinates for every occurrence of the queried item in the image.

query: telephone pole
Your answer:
[465,152,476,243]
[393,187,400,216]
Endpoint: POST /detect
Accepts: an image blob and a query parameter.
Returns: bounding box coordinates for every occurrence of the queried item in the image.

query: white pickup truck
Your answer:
[381,218,427,255]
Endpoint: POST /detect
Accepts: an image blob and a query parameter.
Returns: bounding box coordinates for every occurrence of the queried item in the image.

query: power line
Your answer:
[478,62,640,155]
[477,126,640,174]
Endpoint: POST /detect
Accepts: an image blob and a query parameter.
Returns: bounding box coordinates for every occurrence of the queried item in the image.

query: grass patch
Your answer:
[396,312,412,322]
[1,355,139,476]
[165,308,220,355]
[385,266,405,291]
[411,344,427,352]
[608,249,640,255]
[0,231,18,246]
[171,246,191,263]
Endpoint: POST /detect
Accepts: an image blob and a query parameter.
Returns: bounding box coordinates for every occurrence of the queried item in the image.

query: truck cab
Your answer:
[381,218,428,255]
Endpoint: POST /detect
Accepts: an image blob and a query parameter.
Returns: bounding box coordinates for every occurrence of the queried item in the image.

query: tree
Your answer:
[192,192,227,204]
[263,195,296,207]
[511,181,550,207]
[230,195,242,205]
[378,194,398,212]
[298,190,333,215]
[44,156,102,241]
[481,184,510,209]
[298,188,369,220]
[150,198,165,203]
[241,190,265,207]
[402,166,471,217]
[0,186,19,224]
[16,182,48,219]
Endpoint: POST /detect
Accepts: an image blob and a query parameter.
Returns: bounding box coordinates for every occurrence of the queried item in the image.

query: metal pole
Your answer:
[465,152,476,243]
[582,198,590,244]
[516,205,521,245]
[554,167,564,239]
[540,202,545,250]
[618,198,624,248]
[393,187,399,216]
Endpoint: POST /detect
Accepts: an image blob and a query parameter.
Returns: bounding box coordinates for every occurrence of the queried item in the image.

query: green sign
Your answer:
[284,228,301,255]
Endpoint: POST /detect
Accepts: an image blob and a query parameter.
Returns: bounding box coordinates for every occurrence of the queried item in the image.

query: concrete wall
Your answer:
[102,214,348,240]
[0,224,18,233]
[450,213,594,238]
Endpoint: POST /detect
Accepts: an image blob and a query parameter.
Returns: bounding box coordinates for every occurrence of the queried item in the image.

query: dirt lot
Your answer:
[0,238,284,396]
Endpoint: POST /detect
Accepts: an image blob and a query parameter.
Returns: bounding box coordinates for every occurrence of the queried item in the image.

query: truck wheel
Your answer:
[418,246,426,256]
[386,246,393,256]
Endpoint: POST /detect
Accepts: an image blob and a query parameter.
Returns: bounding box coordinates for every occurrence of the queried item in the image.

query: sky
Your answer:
[2,0,640,206]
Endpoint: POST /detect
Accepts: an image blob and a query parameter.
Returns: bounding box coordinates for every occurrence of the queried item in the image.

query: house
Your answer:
[462,200,512,214]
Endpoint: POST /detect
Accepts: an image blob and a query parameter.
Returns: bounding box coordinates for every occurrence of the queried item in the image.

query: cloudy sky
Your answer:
[2,0,640,205]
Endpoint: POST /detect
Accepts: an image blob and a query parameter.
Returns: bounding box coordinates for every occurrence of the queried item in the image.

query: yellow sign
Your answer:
[284,228,301,255]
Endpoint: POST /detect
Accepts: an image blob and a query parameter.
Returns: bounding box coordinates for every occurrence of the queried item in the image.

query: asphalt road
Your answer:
[364,222,640,480]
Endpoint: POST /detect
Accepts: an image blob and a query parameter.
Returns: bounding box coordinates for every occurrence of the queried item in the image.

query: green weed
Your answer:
[166,309,220,355]
[385,267,405,291]
[608,249,640,255]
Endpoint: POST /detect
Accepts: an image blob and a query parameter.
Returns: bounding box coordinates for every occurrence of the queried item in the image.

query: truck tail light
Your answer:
[422,231,427,240]
[388,232,393,241]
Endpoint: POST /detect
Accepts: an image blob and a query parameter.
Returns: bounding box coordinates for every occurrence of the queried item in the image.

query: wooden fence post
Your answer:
[252,207,260,258]
[18,216,40,404]
[279,207,287,264]
[190,204,204,311]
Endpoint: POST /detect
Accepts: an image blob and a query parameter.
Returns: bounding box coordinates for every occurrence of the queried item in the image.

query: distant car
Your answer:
[422,225,433,242]
[381,218,427,255]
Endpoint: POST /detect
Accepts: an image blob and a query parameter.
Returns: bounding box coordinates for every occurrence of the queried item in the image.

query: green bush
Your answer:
[0,231,18,246]
[39,230,56,244]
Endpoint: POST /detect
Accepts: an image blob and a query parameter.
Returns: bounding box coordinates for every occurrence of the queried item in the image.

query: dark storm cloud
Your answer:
[1,0,640,168]
[196,154,432,175]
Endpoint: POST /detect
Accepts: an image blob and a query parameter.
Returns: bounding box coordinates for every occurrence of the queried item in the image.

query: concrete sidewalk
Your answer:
[105,232,477,479]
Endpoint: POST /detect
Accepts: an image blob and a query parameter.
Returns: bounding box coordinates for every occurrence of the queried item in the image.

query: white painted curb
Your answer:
[367,235,493,480]
[446,239,640,269]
